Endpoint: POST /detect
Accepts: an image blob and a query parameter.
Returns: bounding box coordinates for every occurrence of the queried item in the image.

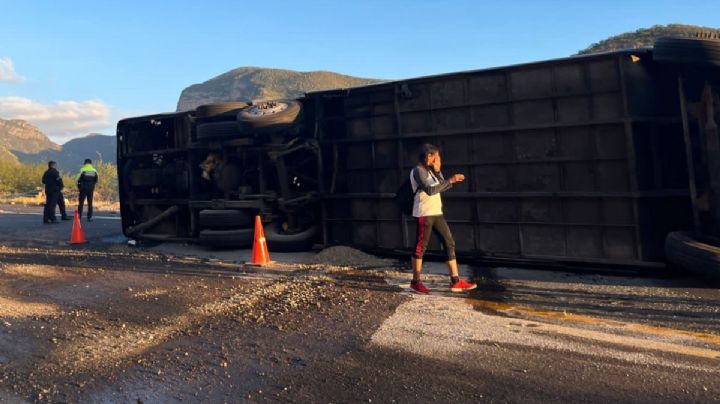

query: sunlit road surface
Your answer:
[381,267,720,401]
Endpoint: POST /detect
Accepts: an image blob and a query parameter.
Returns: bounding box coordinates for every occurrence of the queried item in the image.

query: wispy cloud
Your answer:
[0,97,111,139]
[0,58,25,83]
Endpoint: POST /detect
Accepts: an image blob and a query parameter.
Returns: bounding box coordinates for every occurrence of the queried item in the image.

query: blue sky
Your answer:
[0,0,717,143]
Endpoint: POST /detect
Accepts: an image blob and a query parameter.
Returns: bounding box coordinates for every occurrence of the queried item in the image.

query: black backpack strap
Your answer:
[410,166,423,196]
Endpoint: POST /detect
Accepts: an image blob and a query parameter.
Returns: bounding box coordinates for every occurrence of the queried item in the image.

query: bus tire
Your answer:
[265,224,319,252]
[199,228,254,248]
[665,231,720,278]
[196,102,248,119]
[198,209,254,229]
[653,37,720,67]
[237,99,302,133]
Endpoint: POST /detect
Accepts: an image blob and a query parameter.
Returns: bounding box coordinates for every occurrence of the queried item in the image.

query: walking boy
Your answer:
[409,144,477,294]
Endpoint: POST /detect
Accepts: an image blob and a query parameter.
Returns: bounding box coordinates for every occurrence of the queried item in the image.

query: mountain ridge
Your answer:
[577,24,720,55]
[0,118,60,154]
[177,66,383,111]
[14,133,116,171]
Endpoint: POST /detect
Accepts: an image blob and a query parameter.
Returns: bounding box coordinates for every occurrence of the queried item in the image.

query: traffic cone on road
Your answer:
[70,210,87,244]
[248,216,270,266]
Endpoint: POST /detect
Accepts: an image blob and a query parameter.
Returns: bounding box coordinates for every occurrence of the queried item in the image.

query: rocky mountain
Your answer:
[0,118,60,154]
[177,67,382,111]
[0,115,115,169]
[0,145,18,164]
[577,24,720,55]
[15,133,116,170]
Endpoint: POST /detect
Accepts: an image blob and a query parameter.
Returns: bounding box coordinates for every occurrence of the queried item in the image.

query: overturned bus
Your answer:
[117,37,720,272]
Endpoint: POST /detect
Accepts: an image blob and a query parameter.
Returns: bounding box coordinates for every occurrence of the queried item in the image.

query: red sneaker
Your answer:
[450,279,477,292]
[410,281,431,295]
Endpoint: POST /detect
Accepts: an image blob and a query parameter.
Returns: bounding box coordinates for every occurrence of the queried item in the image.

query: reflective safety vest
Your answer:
[76,164,98,187]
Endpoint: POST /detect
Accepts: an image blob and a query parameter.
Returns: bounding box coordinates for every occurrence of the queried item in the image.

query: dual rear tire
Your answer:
[197,209,318,251]
[198,209,255,248]
[194,100,302,140]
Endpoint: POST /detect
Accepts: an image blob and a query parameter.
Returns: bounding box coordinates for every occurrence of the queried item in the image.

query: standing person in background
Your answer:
[41,161,62,224]
[76,158,98,222]
[409,143,477,294]
[56,169,71,221]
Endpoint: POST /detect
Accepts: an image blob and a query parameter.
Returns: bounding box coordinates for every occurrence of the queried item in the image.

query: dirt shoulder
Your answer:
[0,245,406,403]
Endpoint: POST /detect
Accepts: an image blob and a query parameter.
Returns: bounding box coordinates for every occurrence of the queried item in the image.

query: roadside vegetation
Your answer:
[0,159,118,207]
[577,24,720,55]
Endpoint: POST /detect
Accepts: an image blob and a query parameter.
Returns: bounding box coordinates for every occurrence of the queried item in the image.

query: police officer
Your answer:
[76,158,98,221]
[41,161,63,224]
[56,176,71,221]
[56,190,70,220]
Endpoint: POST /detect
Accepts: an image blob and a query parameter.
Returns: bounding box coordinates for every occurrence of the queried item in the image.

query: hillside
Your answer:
[577,24,720,55]
[177,67,382,111]
[0,114,116,169]
[0,118,59,154]
[0,145,19,164]
[15,133,116,170]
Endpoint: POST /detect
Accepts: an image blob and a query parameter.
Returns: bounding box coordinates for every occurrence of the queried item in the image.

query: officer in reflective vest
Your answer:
[76,158,98,221]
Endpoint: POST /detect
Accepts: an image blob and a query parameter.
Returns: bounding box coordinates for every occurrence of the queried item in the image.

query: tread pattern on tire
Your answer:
[653,37,720,67]
[198,228,254,248]
[198,209,254,229]
[265,225,319,252]
[665,231,720,278]
[196,102,248,119]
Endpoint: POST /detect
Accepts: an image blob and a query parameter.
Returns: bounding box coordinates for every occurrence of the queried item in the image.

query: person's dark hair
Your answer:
[48,161,56,168]
[84,158,92,165]
[418,143,440,165]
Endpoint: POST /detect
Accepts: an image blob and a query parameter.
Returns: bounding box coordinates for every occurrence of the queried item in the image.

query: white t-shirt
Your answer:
[410,165,451,217]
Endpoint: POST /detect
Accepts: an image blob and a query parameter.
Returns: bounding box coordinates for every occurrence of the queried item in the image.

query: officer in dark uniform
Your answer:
[41,161,63,224]
[56,185,71,221]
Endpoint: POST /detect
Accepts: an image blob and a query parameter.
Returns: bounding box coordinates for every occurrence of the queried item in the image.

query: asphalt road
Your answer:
[1,204,720,403]
[0,204,125,247]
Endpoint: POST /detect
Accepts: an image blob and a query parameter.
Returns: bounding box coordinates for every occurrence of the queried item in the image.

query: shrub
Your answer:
[0,159,118,202]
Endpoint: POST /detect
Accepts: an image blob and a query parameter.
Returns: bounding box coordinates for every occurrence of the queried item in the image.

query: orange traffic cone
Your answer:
[248,216,270,266]
[70,210,86,244]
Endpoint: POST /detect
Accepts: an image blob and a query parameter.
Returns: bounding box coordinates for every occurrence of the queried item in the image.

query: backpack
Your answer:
[394,176,419,216]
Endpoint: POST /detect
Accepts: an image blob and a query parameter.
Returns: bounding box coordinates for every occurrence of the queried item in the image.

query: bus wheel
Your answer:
[196,102,248,120]
[237,99,302,133]
[199,228,254,248]
[265,224,319,252]
[198,209,255,229]
[665,231,720,279]
[653,37,720,67]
